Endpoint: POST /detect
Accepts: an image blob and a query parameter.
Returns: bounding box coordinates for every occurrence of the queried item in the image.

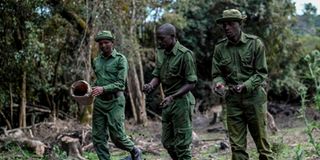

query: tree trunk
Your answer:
[77,2,99,125]
[127,82,138,122]
[136,51,148,123]
[19,71,27,128]
[49,0,100,124]
[126,0,148,125]
[127,60,147,124]
[9,83,13,128]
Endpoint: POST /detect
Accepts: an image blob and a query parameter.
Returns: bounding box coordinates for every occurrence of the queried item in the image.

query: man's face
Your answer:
[222,21,241,41]
[156,31,174,50]
[98,39,113,54]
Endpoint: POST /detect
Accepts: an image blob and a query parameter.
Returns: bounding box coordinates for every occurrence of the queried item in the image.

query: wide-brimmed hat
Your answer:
[95,30,115,42]
[216,9,246,24]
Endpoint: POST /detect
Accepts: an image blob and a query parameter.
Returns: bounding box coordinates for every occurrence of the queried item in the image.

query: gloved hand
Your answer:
[142,83,154,94]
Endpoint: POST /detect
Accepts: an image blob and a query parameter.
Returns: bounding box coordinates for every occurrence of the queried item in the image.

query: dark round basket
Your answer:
[70,80,94,105]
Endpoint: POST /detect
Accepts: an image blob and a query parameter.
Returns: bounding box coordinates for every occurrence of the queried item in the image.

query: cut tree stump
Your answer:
[59,135,85,160]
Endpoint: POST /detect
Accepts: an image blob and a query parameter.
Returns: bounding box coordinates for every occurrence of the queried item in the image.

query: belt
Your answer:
[98,91,123,101]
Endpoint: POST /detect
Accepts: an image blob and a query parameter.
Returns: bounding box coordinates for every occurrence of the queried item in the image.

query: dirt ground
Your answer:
[121,107,320,160]
[1,106,319,160]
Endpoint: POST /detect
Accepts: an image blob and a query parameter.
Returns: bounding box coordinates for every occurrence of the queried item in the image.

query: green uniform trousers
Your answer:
[161,95,193,160]
[92,95,134,160]
[226,87,274,160]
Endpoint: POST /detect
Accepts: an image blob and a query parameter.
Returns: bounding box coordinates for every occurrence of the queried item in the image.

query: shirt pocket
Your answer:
[168,65,182,77]
[220,57,231,66]
[104,63,118,75]
[240,52,254,70]
[219,57,232,76]
[94,62,103,75]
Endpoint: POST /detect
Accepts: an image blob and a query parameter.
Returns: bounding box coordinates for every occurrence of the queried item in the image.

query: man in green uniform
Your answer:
[212,9,274,160]
[143,23,197,160]
[91,30,142,160]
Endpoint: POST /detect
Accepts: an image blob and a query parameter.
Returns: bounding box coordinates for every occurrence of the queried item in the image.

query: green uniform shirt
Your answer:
[212,32,268,92]
[152,41,197,96]
[93,49,128,92]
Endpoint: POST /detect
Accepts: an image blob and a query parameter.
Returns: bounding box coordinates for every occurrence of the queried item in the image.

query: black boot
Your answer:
[121,147,142,160]
[130,146,142,160]
[167,150,178,160]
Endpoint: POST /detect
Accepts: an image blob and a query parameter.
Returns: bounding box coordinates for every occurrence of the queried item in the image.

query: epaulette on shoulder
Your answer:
[115,52,125,58]
[245,34,258,39]
[178,46,192,53]
[217,37,227,44]
[178,45,190,53]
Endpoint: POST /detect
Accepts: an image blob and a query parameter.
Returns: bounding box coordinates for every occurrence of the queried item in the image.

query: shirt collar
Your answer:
[165,41,180,56]
[101,49,116,59]
[227,32,248,46]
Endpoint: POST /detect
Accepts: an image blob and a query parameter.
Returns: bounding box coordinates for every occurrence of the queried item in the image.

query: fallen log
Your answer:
[0,136,47,157]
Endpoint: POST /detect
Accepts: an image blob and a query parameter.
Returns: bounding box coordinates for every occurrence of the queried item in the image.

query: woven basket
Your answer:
[70,80,94,105]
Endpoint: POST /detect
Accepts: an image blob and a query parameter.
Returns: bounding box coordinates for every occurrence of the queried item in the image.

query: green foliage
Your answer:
[50,145,68,160]
[295,144,305,160]
[1,143,41,160]
[271,137,286,157]
[303,50,320,107]
[14,21,45,67]
[297,50,320,157]
[303,3,317,16]
[83,151,99,160]
[161,13,187,30]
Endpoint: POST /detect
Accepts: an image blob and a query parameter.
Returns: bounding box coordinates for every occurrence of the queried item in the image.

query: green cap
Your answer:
[216,9,246,24]
[95,30,115,42]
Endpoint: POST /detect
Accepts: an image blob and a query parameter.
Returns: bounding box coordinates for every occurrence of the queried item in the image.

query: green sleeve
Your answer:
[212,47,226,85]
[152,50,161,77]
[103,56,128,92]
[243,39,268,92]
[184,51,197,83]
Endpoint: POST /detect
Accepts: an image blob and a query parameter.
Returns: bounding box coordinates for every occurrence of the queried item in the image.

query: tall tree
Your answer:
[0,0,47,127]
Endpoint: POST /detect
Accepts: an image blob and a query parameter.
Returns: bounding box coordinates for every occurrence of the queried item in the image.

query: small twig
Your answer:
[146,108,162,121]
[200,138,225,142]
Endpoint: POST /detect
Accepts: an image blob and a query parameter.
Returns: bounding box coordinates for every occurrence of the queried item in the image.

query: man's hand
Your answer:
[213,83,226,96]
[142,83,154,94]
[214,83,225,91]
[232,84,246,93]
[91,86,104,96]
[160,95,174,108]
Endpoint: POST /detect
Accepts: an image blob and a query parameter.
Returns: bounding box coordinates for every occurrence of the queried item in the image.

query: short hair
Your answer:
[157,23,176,37]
